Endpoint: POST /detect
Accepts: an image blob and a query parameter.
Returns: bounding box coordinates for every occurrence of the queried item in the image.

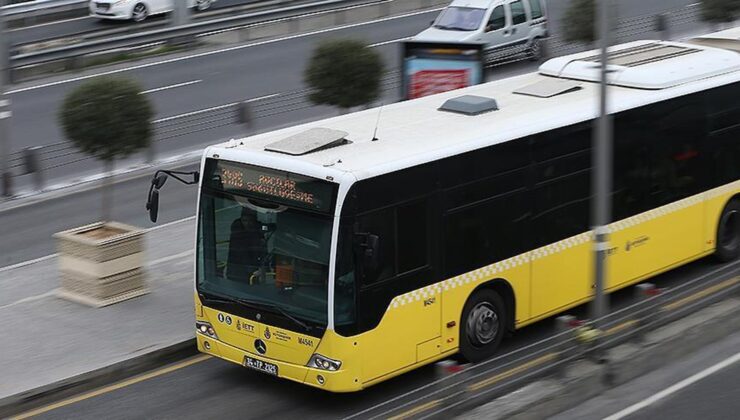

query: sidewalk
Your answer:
[0,217,197,401]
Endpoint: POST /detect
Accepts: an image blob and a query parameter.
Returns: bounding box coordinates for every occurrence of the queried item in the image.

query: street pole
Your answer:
[0,1,13,197]
[592,0,612,329]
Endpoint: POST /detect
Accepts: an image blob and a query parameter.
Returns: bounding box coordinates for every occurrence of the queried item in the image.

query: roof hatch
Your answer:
[439,95,498,115]
[265,127,349,155]
[539,40,740,89]
[514,78,582,98]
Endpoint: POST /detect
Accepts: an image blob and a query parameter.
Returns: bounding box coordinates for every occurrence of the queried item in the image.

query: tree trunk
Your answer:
[102,159,114,222]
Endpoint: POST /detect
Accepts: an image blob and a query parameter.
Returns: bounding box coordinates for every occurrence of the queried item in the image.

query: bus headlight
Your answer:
[196,321,218,340]
[307,354,341,371]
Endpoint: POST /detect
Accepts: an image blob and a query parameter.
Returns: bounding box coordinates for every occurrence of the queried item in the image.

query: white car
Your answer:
[413,0,548,62]
[90,0,216,22]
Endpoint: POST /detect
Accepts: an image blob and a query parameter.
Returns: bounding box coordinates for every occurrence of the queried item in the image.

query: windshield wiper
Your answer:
[199,292,237,306]
[199,292,314,332]
[235,297,313,332]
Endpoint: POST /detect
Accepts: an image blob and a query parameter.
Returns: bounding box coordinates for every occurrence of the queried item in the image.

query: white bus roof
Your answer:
[208,37,740,184]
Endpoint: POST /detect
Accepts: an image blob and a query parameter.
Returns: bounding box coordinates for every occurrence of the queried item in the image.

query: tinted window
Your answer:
[444,191,528,277]
[356,207,396,285]
[397,199,428,273]
[527,0,544,19]
[510,1,527,24]
[706,83,740,186]
[647,95,707,206]
[613,108,652,220]
[487,6,506,31]
[532,124,591,247]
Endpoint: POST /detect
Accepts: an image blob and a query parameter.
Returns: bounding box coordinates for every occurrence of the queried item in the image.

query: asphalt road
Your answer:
[3,0,704,195]
[22,256,740,419]
[7,0,261,46]
[553,328,740,420]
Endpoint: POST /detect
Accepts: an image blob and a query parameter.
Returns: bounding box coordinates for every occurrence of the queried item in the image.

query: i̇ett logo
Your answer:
[264,327,271,340]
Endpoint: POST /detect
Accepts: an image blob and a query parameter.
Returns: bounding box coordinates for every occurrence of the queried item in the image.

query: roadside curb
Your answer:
[458,296,740,419]
[0,338,197,418]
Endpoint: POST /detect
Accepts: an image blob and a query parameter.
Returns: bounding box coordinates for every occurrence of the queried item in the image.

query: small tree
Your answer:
[563,0,596,44]
[59,77,153,222]
[700,0,740,26]
[305,39,385,113]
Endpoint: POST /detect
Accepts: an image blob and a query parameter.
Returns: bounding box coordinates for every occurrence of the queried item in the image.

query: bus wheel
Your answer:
[715,200,740,262]
[459,289,507,363]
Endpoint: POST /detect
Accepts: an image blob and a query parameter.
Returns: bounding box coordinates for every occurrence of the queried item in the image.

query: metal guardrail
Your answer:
[346,263,740,420]
[0,0,89,20]
[9,0,377,67]
[1,0,85,16]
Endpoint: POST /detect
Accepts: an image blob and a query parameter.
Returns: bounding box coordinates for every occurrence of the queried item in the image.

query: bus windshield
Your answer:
[197,159,337,326]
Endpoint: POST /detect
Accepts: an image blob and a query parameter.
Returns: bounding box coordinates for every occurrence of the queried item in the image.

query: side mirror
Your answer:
[146,189,160,223]
[153,172,168,189]
[430,20,435,26]
[485,24,493,32]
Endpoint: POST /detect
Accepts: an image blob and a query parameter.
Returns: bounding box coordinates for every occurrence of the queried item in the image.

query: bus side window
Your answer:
[613,108,652,221]
[355,198,429,285]
[443,188,528,278]
[706,82,740,185]
[531,124,591,248]
[648,95,707,206]
[397,199,429,273]
[356,207,397,285]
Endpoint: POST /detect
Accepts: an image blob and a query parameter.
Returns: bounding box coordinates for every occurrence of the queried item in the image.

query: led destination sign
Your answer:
[208,160,335,212]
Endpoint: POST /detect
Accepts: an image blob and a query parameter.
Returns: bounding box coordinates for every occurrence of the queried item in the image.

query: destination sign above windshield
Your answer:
[207,159,336,212]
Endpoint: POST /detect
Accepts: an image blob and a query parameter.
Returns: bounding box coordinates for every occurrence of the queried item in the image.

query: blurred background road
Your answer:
[4,0,701,196]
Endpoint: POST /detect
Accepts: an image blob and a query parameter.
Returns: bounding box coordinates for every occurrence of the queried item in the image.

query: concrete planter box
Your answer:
[53,222,149,307]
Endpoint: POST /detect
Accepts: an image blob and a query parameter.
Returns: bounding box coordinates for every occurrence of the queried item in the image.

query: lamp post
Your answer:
[591,0,612,329]
[1,1,13,197]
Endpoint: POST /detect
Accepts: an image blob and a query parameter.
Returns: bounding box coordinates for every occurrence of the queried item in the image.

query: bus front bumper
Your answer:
[196,334,360,392]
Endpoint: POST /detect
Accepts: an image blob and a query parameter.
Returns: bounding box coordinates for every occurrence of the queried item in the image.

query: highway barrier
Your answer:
[345,267,740,420]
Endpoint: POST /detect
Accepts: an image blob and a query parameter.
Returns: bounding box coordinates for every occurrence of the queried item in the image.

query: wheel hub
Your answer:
[466,302,499,347]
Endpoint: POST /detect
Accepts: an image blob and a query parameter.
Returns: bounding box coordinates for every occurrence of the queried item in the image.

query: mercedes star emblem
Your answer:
[254,339,267,355]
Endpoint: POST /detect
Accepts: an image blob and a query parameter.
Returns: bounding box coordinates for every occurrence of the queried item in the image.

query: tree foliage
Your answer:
[562,0,596,44]
[700,0,740,23]
[304,39,385,110]
[59,77,153,162]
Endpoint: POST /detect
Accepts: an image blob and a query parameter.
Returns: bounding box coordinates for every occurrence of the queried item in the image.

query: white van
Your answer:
[90,0,216,22]
[413,0,548,62]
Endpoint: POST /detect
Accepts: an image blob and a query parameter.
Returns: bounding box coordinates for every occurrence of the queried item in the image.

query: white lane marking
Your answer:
[140,80,202,94]
[149,250,193,266]
[603,351,740,420]
[5,7,442,95]
[0,254,56,273]
[368,37,409,47]
[245,93,281,102]
[0,291,57,311]
[6,16,92,32]
[152,102,239,124]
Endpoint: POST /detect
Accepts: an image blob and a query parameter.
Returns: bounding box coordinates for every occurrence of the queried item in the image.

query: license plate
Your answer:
[244,356,278,376]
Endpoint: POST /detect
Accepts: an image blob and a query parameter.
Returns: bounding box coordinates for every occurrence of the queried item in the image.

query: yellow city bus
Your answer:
[151,37,740,392]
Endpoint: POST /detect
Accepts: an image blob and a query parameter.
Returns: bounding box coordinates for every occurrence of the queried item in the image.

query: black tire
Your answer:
[196,0,213,11]
[132,3,148,22]
[528,37,543,62]
[715,200,740,262]
[459,288,508,363]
